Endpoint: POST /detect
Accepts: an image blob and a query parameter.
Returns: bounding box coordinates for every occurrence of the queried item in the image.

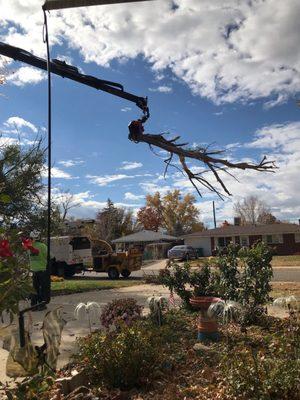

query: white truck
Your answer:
[50,236,93,278]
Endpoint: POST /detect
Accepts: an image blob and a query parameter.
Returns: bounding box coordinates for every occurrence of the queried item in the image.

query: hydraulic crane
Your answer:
[0,41,149,118]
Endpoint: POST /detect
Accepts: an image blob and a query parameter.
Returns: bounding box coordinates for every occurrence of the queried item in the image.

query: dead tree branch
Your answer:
[128,129,276,199]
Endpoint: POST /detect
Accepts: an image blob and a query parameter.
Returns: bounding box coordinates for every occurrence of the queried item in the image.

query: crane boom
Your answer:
[0,41,148,111]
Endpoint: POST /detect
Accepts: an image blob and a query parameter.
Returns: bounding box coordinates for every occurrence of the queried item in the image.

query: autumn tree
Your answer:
[234,195,277,225]
[144,190,204,236]
[95,199,135,242]
[137,206,162,231]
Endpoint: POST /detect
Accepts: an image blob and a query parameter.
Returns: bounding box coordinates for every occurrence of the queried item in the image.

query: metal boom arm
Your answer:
[0,41,148,111]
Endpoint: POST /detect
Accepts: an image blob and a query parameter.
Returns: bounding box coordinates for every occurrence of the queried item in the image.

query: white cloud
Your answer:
[121,106,132,112]
[6,66,46,87]
[120,161,143,170]
[149,85,173,93]
[87,173,132,186]
[1,0,299,104]
[124,192,145,201]
[58,159,85,167]
[42,166,74,179]
[87,173,151,186]
[4,116,38,133]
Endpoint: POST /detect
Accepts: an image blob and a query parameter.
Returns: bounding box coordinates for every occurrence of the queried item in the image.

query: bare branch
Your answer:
[128,127,276,198]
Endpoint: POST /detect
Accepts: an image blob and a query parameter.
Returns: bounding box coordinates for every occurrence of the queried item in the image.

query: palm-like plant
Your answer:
[208,300,243,325]
[74,302,101,333]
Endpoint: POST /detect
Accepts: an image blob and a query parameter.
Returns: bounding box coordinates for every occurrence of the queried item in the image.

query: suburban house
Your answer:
[112,230,179,259]
[184,223,300,256]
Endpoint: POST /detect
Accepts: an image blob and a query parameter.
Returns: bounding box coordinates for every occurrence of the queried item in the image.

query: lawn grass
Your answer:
[51,279,143,296]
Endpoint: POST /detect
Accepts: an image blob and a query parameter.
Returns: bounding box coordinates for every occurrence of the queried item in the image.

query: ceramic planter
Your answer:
[189,296,221,342]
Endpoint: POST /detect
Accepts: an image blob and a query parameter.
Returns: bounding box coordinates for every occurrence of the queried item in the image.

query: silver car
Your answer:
[168,245,197,260]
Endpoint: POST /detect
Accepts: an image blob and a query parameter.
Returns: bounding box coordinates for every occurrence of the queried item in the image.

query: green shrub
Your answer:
[216,242,273,325]
[75,321,162,389]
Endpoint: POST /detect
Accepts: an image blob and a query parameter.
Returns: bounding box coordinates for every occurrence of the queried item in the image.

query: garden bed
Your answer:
[5,308,300,400]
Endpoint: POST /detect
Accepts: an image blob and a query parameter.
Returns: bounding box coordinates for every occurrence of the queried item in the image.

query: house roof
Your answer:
[184,223,300,238]
[112,230,178,243]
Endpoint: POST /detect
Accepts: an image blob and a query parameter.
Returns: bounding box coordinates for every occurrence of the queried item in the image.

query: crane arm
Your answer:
[0,41,148,112]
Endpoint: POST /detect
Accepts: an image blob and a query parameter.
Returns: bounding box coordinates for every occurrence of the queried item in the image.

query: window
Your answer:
[295,233,300,243]
[218,237,225,247]
[263,234,283,244]
[240,236,249,247]
[234,236,240,245]
[70,237,91,250]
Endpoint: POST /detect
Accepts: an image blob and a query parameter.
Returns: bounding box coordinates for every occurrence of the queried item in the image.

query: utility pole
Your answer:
[213,201,217,228]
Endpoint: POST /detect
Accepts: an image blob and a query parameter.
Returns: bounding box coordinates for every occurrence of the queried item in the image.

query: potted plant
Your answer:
[188,264,222,341]
[159,262,222,341]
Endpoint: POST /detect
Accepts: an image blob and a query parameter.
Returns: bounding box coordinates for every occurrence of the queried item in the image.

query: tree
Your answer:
[56,190,80,222]
[144,190,204,236]
[0,138,45,225]
[95,199,135,242]
[234,196,277,225]
[137,206,162,231]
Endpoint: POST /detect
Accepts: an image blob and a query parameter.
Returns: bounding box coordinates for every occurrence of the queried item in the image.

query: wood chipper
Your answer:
[91,239,143,279]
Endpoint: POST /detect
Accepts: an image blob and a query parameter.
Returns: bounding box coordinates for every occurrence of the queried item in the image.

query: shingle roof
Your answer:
[112,230,178,243]
[184,223,300,238]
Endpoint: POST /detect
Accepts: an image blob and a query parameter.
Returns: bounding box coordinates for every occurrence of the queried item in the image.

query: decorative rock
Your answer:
[64,386,97,400]
[193,342,217,356]
[55,369,87,395]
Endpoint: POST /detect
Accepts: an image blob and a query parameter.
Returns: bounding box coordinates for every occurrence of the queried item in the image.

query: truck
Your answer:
[50,236,143,279]
[50,236,92,278]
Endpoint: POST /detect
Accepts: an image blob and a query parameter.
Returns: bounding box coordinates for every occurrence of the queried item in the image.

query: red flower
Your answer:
[22,238,39,255]
[0,240,13,258]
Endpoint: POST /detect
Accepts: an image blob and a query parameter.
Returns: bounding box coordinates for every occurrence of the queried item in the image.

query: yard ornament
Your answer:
[5,307,66,377]
[74,302,101,332]
[147,296,168,326]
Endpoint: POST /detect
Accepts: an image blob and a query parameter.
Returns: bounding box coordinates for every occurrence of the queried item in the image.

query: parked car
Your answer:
[168,245,197,260]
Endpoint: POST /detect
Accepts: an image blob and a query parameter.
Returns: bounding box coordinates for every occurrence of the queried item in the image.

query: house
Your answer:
[184,223,300,256]
[112,230,179,259]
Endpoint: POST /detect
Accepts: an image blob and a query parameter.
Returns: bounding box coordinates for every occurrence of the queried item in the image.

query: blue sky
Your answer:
[0,0,299,226]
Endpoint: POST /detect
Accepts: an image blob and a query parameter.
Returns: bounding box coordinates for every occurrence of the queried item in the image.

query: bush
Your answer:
[75,322,162,389]
[221,337,300,400]
[100,298,143,330]
[216,242,273,325]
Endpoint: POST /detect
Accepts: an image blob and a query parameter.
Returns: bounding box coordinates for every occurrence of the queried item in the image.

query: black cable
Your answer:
[43,8,52,302]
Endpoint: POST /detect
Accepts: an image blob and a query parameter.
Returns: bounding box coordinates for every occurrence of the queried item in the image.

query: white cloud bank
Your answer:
[1,0,299,104]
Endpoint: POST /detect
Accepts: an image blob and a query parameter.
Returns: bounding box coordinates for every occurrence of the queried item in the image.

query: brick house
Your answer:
[184,223,300,256]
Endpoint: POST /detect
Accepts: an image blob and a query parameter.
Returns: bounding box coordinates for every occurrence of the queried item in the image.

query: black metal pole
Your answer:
[43,9,52,299]
[213,201,217,228]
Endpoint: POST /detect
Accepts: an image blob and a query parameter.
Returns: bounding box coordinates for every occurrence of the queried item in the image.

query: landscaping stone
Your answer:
[56,369,87,395]
[64,386,97,400]
[193,342,217,356]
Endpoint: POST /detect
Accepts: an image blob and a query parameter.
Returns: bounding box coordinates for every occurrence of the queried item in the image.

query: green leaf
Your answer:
[0,194,11,204]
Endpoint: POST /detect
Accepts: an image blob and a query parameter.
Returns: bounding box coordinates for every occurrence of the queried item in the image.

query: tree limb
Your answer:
[128,129,276,199]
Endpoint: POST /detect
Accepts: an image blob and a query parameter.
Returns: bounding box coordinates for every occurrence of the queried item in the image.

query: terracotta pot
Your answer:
[189,296,222,342]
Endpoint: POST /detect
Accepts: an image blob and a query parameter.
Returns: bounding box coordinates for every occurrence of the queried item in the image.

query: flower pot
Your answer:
[189,296,221,342]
